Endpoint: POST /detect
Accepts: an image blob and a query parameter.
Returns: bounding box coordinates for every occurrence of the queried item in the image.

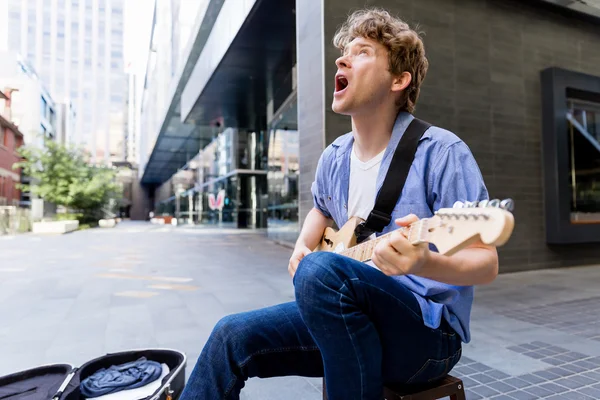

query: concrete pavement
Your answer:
[1,221,600,399]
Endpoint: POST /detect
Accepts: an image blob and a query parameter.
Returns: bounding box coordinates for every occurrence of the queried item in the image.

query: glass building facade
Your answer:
[155,126,271,230]
[6,0,127,164]
[266,95,299,242]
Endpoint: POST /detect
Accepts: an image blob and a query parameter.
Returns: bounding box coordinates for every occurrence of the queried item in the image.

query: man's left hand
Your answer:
[371,214,430,276]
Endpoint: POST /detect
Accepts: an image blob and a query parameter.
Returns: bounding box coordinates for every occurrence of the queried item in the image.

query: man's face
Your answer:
[332,36,396,115]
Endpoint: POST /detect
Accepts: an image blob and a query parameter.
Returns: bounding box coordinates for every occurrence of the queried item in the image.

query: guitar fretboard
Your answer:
[339,225,411,262]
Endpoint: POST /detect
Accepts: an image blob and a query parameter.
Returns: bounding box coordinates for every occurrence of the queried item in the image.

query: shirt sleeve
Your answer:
[427,141,489,212]
[311,152,332,219]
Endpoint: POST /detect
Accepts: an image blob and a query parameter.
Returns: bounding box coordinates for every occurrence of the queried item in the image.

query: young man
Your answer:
[180,8,498,400]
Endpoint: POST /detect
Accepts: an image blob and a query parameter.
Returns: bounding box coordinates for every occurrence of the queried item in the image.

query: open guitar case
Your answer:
[0,349,186,400]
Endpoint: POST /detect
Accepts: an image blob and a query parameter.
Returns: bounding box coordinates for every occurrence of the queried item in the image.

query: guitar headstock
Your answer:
[409,199,515,256]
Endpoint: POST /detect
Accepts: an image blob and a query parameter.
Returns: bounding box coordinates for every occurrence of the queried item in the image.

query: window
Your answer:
[58,17,65,34]
[41,97,48,119]
[8,32,20,52]
[43,11,50,27]
[0,128,5,147]
[49,108,56,126]
[567,98,600,224]
[43,39,51,55]
[541,67,600,244]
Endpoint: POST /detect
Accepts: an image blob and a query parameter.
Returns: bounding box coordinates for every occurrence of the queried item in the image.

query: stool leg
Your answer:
[450,381,466,400]
[323,378,327,400]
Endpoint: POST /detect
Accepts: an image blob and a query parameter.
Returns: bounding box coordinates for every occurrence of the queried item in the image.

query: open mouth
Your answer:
[335,74,349,93]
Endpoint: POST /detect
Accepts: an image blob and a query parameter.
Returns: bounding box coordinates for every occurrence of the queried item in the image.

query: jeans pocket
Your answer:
[406,348,462,384]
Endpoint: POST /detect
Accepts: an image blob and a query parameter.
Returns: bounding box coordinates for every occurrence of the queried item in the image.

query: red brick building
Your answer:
[0,89,24,206]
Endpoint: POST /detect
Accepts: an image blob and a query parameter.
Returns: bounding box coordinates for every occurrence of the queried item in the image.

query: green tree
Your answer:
[14,138,122,221]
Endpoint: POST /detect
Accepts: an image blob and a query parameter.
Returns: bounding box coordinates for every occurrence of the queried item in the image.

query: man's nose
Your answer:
[335,55,350,69]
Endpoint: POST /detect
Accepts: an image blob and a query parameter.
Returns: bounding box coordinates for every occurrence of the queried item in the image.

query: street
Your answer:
[1,222,600,399]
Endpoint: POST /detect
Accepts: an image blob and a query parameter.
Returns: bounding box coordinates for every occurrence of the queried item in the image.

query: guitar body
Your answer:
[314,217,364,253]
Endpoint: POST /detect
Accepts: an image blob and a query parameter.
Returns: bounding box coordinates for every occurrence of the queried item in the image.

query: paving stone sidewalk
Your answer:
[1,222,600,399]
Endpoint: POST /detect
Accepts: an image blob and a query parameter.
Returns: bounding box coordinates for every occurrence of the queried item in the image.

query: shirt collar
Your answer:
[333,111,415,161]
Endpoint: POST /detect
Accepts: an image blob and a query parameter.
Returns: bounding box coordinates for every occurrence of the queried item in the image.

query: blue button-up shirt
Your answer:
[311,111,489,343]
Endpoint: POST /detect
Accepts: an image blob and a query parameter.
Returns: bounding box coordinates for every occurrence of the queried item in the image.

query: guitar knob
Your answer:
[478,200,489,208]
[453,201,465,208]
[489,199,501,208]
[500,198,515,212]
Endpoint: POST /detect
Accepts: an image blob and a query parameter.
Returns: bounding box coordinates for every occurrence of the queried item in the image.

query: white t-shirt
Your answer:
[348,143,386,225]
[348,143,386,269]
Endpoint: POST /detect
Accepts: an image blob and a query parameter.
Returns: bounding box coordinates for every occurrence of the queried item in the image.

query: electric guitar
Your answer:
[314,199,515,261]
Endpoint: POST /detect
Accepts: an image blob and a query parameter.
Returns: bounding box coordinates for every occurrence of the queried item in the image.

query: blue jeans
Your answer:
[180,252,462,400]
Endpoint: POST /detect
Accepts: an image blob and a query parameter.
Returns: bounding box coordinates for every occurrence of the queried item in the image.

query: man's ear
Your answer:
[391,71,412,93]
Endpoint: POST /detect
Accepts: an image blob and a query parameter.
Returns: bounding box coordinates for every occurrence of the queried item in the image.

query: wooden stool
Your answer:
[322,375,466,400]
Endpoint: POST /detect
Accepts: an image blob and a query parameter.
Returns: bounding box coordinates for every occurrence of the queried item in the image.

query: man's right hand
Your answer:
[288,245,312,278]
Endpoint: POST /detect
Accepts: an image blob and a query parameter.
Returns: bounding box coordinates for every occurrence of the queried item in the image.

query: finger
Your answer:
[395,214,418,227]
[373,241,398,273]
[377,243,406,275]
[389,230,413,254]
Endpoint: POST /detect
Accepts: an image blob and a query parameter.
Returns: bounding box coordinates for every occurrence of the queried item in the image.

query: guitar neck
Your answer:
[325,201,515,261]
[339,226,409,262]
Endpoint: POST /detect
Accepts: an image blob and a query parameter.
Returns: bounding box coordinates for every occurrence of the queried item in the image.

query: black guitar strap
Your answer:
[354,117,431,243]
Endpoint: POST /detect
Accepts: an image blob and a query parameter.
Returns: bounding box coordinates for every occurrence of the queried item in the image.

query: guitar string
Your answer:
[340,223,413,261]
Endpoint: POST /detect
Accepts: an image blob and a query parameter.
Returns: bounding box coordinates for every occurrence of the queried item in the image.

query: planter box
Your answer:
[32,220,79,234]
[99,219,117,228]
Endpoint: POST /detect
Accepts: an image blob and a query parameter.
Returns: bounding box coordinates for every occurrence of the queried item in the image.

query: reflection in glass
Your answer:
[267,97,299,242]
[567,98,600,223]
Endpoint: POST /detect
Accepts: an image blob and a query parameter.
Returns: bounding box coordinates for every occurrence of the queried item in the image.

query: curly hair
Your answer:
[333,8,429,113]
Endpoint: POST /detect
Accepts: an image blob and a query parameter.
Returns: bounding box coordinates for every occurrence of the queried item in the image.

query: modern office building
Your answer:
[139,0,600,272]
[0,52,58,148]
[2,0,127,164]
[0,51,60,206]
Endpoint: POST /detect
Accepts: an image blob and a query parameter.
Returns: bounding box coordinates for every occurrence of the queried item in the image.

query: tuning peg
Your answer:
[453,201,465,208]
[488,199,501,208]
[500,198,515,212]
[478,200,489,208]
